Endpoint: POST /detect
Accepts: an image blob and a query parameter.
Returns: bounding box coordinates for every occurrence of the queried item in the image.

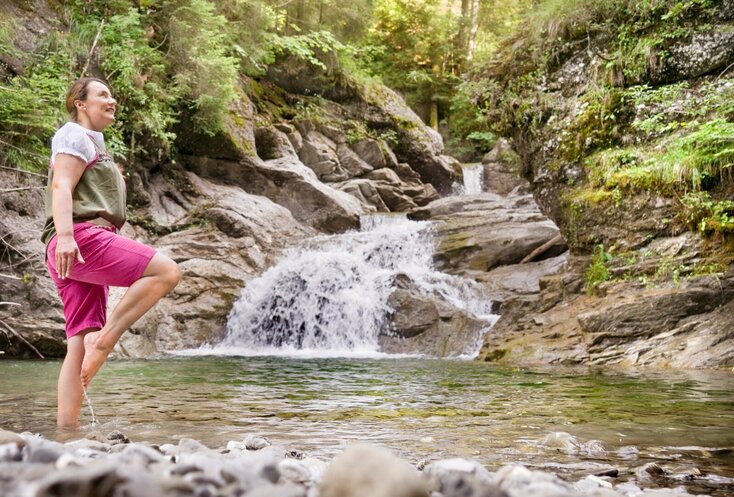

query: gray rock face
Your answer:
[479,261,734,369]
[183,155,363,234]
[336,143,374,176]
[298,131,349,182]
[666,25,734,81]
[255,127,299,160]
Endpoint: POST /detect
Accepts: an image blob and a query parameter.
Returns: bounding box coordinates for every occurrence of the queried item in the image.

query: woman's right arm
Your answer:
[51,153,88,279]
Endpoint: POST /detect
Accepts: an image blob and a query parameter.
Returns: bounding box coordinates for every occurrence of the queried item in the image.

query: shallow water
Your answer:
[1,356,732,493]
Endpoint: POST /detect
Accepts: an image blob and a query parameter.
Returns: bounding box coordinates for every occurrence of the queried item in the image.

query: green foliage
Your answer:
[584,244,613,294]
[158,0,239,135]
[263,30,344,70]
[680,192,734,237]
[0,28,72,171]
[87,7,177,156]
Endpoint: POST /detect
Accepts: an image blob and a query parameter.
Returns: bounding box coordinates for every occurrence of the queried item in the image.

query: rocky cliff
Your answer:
[473,0,734,368]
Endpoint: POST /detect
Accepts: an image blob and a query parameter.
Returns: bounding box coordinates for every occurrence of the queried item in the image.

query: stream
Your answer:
[1,357,733,494]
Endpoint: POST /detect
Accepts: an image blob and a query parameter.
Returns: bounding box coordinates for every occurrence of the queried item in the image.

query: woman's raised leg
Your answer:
[80,252,180,387]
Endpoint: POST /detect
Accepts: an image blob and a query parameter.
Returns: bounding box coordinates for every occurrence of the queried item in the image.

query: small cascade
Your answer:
[461,163,484,194]
[210,214,496,357]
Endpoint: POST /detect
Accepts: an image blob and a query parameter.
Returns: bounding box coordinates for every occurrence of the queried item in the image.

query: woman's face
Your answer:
[75,81,116,131]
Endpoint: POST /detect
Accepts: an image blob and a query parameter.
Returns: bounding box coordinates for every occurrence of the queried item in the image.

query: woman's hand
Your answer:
[55,233,85,279]
[50,152,87,279]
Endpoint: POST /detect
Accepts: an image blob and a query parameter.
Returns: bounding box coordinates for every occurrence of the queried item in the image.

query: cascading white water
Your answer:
[204,214,497,358]
[461,163,484,194]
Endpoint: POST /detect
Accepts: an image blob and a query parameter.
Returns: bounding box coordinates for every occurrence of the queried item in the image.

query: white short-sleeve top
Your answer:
[51,122,106,167]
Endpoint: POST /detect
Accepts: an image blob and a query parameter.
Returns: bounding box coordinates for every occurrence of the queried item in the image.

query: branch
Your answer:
[717,60,734,80]
[81,19,105,77]
[0,301,21,306]
[0,187,44,193]
[520,234,565,264]
[0,165,46,178]
[0,319,45,359]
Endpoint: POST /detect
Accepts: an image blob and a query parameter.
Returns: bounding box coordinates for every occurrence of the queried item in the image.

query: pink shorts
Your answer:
[46,222,156,338]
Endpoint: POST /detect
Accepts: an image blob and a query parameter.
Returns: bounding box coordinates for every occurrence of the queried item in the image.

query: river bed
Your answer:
[1,356,732,494]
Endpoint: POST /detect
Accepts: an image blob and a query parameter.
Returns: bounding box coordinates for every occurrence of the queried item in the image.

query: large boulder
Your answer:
[379,275,494,357]
[411,192,566,273]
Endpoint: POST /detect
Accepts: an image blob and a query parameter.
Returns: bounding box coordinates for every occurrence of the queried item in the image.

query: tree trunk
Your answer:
[430,101,439,130]
[467,0,479,62]
[458,0,470,63]
[296,0,307,31]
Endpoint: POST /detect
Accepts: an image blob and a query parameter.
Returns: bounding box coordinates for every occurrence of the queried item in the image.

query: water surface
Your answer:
[1,357,732,493]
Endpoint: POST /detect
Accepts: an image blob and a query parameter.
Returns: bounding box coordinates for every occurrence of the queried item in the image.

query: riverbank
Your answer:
[1,426,732,497]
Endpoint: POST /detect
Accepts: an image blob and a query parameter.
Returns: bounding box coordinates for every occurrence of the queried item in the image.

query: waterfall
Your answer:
[461,163,484,194]
[202,214,496,358]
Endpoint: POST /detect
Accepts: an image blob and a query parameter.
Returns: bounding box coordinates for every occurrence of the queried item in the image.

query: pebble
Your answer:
[245,434,272,450]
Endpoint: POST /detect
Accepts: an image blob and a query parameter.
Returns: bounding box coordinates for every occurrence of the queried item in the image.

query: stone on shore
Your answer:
[319,444,429,497]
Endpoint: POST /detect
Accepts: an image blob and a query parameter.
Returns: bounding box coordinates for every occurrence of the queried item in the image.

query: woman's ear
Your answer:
[74,99,86,111]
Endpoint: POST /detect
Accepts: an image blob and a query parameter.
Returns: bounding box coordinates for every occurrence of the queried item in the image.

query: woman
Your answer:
[42,77,180,428]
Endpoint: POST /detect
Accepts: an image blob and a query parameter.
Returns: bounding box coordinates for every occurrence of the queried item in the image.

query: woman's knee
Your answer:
[145,253,181,290]
[158,256,180,290]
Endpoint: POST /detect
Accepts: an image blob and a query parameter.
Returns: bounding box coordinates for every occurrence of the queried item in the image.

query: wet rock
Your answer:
[492,464,577,497]
[387,288,440,338]
[575,474,613,492]
[541,432,581,455]
[0,443,22,462]
[34,461,123,497]
[424,459,501,497]
[245,435,272,451]
[336,179,389,212]
[580,440,607,457]
[106,430,130,445]
[375,183,419,211]
[319,444,429,497]
[635,462,666,483]
[0,430,25,448]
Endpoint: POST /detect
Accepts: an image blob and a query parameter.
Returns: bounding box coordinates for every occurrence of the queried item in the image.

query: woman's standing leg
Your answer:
[81,252,180,386]
[57,329,95,428]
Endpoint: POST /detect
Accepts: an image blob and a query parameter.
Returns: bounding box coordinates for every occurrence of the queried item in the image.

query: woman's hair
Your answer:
[65,77,111,121]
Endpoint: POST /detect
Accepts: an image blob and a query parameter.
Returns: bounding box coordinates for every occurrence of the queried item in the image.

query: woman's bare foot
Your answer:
[80,331,113,387]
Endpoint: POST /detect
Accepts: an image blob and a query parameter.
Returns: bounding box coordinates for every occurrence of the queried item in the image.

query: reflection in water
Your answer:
[1,357,733,492]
